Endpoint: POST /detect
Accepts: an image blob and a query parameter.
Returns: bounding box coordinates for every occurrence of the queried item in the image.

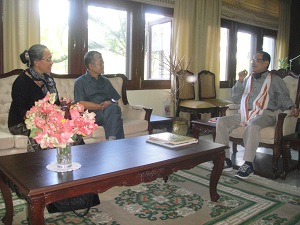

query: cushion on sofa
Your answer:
[14,134,29,149]
[0,129,15,149]
[54,78,75,101]
[123,119,149,136]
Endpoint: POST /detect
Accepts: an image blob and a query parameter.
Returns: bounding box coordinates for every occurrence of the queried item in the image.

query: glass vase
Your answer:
[56,144,72,168]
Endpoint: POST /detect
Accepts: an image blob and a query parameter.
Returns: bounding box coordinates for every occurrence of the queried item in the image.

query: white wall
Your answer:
[127,88,232,117]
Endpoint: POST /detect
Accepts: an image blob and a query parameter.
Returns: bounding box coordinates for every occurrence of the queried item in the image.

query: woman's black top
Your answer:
[8,71,59,128]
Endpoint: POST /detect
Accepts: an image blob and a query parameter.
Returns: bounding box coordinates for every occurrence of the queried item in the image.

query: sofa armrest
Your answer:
[121,104,152,120]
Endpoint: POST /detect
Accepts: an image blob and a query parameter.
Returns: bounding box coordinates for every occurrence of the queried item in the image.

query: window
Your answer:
[220,19,277,88]
[144,13,172,80]
[236,31,255,80]
[263,36,276,70]
[39,0,173,90]
[220,27,229,81]
[40,0,69,73]
[87,6,129,75]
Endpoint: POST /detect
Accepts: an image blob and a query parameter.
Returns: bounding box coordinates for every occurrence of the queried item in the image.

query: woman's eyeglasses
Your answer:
[41,57,53,62]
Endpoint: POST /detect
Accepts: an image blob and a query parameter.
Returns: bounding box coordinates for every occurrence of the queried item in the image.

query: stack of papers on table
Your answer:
[146,132,198,148]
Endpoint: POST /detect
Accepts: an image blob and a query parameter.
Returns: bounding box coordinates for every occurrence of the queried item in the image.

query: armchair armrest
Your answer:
[226,104,240,116]
[274,111,298,143]
[281,110,298,136]
[121,104,153,133]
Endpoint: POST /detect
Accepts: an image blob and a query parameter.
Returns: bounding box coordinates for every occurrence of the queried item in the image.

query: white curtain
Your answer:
[3,0,40,72]
[275,0,292,69]
[173,0,222,99]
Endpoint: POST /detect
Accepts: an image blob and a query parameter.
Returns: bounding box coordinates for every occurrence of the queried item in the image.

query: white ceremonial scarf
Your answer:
[240,73,272,126]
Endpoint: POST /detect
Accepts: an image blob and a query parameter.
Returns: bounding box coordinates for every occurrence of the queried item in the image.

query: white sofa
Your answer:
[0,69,152,156]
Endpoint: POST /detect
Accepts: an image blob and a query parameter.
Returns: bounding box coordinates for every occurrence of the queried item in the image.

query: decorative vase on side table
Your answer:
[172,117,188,135]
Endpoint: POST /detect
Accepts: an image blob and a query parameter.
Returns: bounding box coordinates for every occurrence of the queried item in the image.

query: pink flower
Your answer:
[25,92,98,149]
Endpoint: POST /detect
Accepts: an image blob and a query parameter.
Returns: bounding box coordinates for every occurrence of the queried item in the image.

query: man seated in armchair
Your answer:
[215,51,299,179]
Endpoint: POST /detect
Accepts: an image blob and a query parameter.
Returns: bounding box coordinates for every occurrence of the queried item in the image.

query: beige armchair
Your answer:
[226,70,300,178]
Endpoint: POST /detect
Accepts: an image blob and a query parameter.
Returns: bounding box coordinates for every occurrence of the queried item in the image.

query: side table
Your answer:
[149,115,173,134]
[281,132,300,179]
[191,119,217,141]
[192,118,239,154]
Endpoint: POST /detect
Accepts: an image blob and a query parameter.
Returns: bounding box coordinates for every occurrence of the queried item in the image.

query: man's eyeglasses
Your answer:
[41,57,53,62]
[251,58,264,63]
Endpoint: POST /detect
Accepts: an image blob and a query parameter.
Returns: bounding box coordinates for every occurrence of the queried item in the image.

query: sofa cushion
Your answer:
[123,119,148,135]
[14,135,29,149]
[0,75,16,128]
[54,78,75,101]
[0,128,15,149]
[90,126,106,140]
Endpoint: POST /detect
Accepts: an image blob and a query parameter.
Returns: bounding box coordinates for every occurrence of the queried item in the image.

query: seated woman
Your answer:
[8,44,60,151]
[8,45,85,151]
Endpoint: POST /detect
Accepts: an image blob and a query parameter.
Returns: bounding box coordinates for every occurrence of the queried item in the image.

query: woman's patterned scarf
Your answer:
[240,73,272,126]
[27,67,59,101]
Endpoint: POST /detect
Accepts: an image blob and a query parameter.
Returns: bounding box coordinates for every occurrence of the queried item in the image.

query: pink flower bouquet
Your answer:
[25,92,98,149]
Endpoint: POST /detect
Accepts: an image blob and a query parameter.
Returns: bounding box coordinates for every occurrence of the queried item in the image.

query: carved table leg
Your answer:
[163,176,168,183]
[210,151,225,202]
[28,200,45,225]
[192,125,200,139]
[0,176,13,225]
[212,130,216,142]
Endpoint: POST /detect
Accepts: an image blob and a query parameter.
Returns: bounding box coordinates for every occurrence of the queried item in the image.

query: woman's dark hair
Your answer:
[20,44,48,67]
[84,51,102,68]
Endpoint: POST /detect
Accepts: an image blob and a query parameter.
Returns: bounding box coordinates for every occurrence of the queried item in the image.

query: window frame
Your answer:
[140,4,173,90]
[220,19,277,88]
[67,0,173,90]
[145,16,172,80]
[0,0,3,73]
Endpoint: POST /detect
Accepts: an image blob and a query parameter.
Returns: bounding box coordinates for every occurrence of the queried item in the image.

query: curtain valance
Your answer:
[221,0,279,30]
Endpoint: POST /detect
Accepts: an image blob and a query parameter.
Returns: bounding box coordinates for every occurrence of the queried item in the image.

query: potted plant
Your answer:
[159,53,197,135]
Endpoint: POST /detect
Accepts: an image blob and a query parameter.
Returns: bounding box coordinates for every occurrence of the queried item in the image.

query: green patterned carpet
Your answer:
[1,163,299,225]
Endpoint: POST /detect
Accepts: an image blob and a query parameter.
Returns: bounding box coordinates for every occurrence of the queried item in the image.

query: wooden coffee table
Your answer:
[0,135,226,225]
